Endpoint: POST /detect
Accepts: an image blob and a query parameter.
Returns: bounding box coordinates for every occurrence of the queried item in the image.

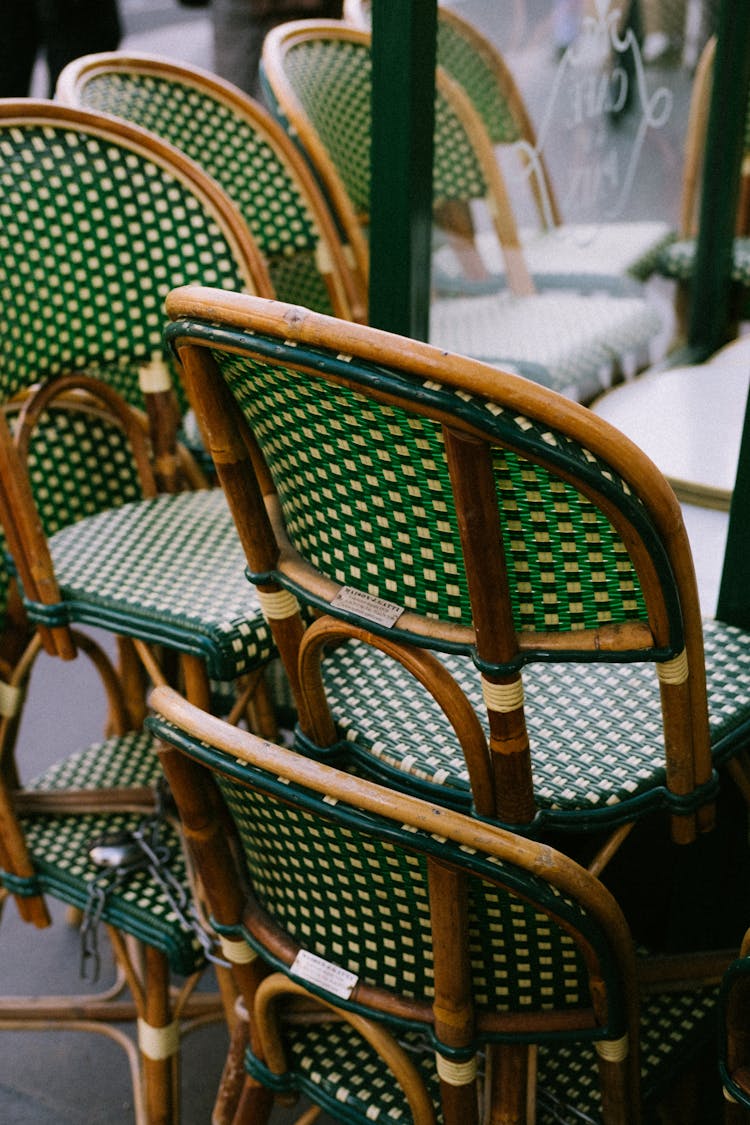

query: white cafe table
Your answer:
[591,335,750,511]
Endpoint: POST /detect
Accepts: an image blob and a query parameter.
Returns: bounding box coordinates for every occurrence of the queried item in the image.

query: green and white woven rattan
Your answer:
[56,51,360,321]
[260,22,665,402]
[343,1,673,292]
[28,487,275,681]
[166,289,750,855]
[6,728,205,976]
[148,692,722,1124]
[0,103,277,711]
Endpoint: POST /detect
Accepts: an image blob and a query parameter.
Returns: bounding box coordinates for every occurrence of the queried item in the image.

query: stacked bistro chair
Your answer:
[719,926,750,1119]
[0,101,290,1120]
[0,100,281,723]
[55,49,366,326]
[147,684,727,1123]
[259,20,666,404]
[342,0,673,295]
[165,286,750,909]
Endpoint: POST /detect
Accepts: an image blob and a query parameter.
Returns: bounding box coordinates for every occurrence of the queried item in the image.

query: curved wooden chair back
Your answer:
[260,18,536,295]
[343,0,559,229]
[166,287,716,850]
[149,683,721,1124]
[56,50,366,322]
[0,100,272,662]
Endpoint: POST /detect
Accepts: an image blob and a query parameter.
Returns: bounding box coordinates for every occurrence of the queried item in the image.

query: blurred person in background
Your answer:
[212,0,343,98]
[0,0,121,97]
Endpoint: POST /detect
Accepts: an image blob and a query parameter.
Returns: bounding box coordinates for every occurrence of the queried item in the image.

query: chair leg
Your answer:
[212,999,250,1125]
[140,943,180,1125]
[486,1043,530,1125]
[230,1075,275,1125]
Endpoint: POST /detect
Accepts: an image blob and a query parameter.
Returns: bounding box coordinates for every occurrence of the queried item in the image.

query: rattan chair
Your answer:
[342,0,673,295]
[56,50,366,324]
[165,286,750,886]
[0,699,226,1125]
[719,927,750,1120]
[147,683,727,1124]
[259,20,667,403]
[0,101,280,724]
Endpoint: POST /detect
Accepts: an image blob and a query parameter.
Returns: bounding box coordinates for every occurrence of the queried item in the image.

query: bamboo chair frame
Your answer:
[56,49,367,325]
[163,287,733,870]
[149,682,725,1125]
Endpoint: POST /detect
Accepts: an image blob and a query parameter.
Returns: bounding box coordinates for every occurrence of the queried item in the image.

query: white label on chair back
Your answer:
[291,949,359,998]
[330,586,404,627]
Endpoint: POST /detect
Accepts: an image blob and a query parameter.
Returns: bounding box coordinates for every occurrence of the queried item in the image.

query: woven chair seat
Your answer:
[16,489,274,682]
[429,289,662,400]
[241,983,718,1123]
[6,729,205,977]
[657,236,750,285]
[433,222,674,298]
[246,1020,442,1123]
[315,616,750,826]
[537,985,719,1122]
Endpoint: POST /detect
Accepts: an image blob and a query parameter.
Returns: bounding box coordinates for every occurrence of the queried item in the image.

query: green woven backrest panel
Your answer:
[76,71,336,315]
[24,405,143,536]
[216,348,650,637]
[0,120,248,411]
[436,18,522,145]
[280,36,487,214]
[217,771,595,1014]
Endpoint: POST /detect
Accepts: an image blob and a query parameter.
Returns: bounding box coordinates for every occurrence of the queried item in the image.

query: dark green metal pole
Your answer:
[368,0,436,338]
[687,0,750,360]
[715,1,750,625]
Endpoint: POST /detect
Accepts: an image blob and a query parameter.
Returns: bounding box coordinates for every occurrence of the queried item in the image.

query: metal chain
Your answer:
[80,780,228,980]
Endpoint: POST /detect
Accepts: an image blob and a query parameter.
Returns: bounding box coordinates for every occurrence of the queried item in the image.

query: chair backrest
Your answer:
[166,287,710,838]
[56,51,366,322]
[148,682,644,1123]
[0,100,272,416]
[0,101,271,658]
[342,0,560,227]
[260,19,536,295]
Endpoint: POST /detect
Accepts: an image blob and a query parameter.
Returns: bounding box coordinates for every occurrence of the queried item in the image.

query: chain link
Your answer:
[80,780,228,979]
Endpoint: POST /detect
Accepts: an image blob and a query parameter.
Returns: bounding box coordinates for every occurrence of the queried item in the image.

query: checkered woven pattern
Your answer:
[217,774,595,1011]
[23,402,143,536]
[537,985,719,1121]
[0,119,248,410]
[436,14,520,145]
[10,729,205,977]
[246,1020,443,1122]
[317,615,750,821]
[215,347,652,637]
[430,290,661,398]
[74,68,337,314]
[27,488,274,680]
